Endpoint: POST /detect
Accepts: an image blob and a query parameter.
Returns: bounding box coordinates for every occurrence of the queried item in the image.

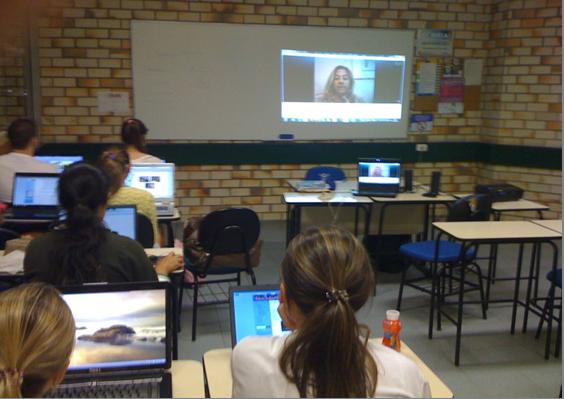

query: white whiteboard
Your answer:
[132,21,414,140]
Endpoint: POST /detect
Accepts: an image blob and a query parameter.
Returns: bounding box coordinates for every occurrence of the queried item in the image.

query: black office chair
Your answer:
[135,213,155,248]
[0,227,20,250]
[179,208,261,341]
[396,194,492,365]
[535,268,562,359]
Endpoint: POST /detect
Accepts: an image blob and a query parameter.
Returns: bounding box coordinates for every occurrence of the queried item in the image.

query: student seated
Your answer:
[120,118,163,163]
[23,163,181,284]
[0,283,75,398]
[99,146,160,244]
[0,118,57,203]
[231,226,430,398]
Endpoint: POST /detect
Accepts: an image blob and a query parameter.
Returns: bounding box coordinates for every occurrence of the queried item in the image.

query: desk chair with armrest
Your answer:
[396,194,492,365]
[179,208,261,341]
[136,213,155,248]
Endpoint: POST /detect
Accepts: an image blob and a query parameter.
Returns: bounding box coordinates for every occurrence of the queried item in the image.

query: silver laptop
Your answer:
[124,163,175,216]
[52,282,173,398]
[9,173,60,219]
[229,285,291,347]
[352,158,401,198]
[35,155,84,172]
[104,205,137,240]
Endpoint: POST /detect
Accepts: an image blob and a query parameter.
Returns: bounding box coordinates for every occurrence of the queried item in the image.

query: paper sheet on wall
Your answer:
[97,91,130,114]
[416,63,438,95]
[464,59,483,86]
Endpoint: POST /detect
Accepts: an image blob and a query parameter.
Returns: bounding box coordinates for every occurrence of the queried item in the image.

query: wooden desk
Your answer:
[202,339,453,398]
[283,192,372,245]
[530,219,562,234]
[145,247,183,256]
[171,360,205,398]
[433,220,561,363]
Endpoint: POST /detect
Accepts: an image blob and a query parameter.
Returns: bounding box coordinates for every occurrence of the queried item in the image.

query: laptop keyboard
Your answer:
[47,377,162,398]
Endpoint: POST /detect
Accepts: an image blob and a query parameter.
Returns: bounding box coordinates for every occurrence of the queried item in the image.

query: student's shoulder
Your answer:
[368,341,421,371]
[232,335,287,363]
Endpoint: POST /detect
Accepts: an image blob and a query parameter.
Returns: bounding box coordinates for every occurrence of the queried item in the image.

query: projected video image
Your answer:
[281,50,406,123]
[63,290,167,371]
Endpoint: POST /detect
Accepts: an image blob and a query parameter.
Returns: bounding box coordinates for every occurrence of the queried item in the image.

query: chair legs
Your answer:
[191,278,199,342]
[535,283,561,359]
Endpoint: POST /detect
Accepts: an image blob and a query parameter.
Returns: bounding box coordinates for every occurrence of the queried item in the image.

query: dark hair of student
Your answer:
[98,146,130,195]
[52,163,110,284]
[120,118,148,152]
[279,226,378,398]
[7,118,37,150]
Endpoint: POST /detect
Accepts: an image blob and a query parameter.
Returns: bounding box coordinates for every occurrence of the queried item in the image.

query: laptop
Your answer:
[51,282,173,398]
[229,285,291,347]
[35,155,84,172]
[104,205,137,240]
[9,172,60,219]
[124,163,175,216]
[352,158,401,198]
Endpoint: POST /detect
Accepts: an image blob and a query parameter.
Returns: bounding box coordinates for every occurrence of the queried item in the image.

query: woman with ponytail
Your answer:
[23,163,181,284]
[120,118,163,163]
[0,283,75,398]
[231,226,430,398]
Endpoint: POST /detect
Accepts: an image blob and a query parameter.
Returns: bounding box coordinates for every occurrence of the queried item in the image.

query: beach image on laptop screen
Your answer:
[125,163,174,200]
[62,289,167,372]
[12,174,59,206]
[230,286,291,346]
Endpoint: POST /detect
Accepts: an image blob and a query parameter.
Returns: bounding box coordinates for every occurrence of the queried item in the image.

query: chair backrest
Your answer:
[135,213,155,248]
[305,166,346,182]
[198,208,260,256]
[0,227,20,250]
[448,194,492,222]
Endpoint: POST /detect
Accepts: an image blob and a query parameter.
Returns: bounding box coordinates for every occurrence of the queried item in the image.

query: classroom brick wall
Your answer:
[7,0,563,220]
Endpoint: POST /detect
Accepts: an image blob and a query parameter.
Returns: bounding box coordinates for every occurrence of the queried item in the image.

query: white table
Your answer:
[432,220,561,364]
[530,219,562,234]
[171,360,205,398]
[202,339,453,398]
[453,194,549,220]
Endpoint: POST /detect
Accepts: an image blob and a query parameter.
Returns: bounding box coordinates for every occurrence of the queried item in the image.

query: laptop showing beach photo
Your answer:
[352,158,401,198]
[52,282,173,398]
[124,163,175,216]
[229,285,291,347]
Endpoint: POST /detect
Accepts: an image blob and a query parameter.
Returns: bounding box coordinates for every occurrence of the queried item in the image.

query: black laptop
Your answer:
[229,285,291,347]
[51,282,173,398]
[9,172,60,219]
[352,158,401,198]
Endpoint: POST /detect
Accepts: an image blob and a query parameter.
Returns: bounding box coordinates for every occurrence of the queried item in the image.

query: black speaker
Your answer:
[404,169,413,192]
[423,171,441,197]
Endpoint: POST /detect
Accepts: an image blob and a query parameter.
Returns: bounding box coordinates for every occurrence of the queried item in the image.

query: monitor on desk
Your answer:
[354,158,400,197]
[103,205,137,240]
[124,163,175,216]
[35,155,84,172]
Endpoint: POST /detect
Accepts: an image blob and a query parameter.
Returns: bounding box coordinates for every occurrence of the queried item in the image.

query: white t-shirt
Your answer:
[231,334,431,398]
[0,152,57,203]
[131,153,163,163]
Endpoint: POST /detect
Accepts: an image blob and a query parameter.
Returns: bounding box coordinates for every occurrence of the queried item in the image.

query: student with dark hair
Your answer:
[23,163,181,284]
[120,118,163,163]
[99,146,159,241]
[0,283,75,398]
[231,226,430,398]
[0,118,56,203]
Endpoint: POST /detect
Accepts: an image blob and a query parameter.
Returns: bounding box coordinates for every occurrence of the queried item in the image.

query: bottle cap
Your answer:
[386,309,400,320]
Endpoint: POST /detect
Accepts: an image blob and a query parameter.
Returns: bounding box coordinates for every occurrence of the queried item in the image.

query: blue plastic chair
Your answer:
[305,166,346,190]
[536,268,562,358]
[396,194,492,366]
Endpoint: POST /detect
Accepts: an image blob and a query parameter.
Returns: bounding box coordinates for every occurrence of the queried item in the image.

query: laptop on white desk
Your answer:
[352,158,400,198]
[9,172,60,219]
[51,282,173,398]
[125,163,175,216]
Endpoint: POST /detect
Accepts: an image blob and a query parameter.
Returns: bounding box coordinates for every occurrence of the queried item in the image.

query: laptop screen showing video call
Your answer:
[35,155,83,172]
[12,174,59,206]
[103,206,136,240]
[232,287,290,346]
[124,163,174,200]
[61,289,167,372]
[358,160,400,185]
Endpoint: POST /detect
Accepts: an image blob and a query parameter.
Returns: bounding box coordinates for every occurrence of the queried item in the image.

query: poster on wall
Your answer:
[416,30,453,57]
[97,91,130,114]
[409,114,433,133]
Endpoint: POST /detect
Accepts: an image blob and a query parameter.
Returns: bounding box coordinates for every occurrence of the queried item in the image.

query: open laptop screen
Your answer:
[35,156,83,172]
[358,159,401,185]
[12,173,59,207]
[60,283,171,373]
[124,163,175,200]
[103,205,137,240]
[230,285,291,346]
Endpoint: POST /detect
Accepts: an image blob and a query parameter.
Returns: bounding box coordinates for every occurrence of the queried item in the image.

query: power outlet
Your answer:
[416,144,428,152]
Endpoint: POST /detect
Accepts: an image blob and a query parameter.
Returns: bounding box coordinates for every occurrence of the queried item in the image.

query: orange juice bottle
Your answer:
[382,310,401,351]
